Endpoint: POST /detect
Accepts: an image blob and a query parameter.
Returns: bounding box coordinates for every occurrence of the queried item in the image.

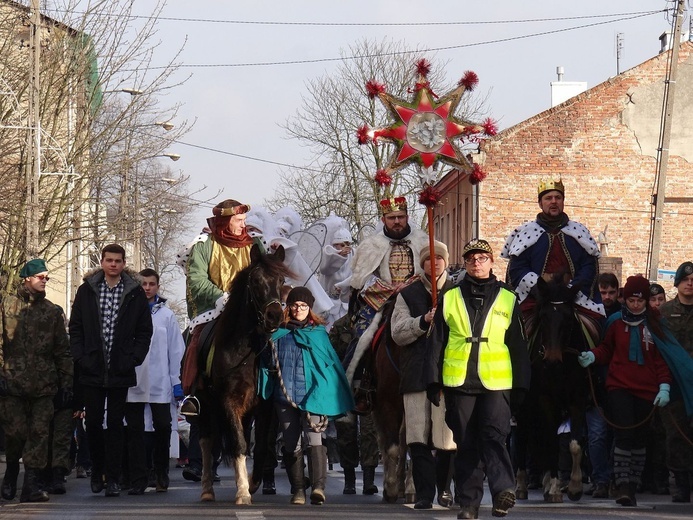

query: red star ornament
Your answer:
[370,81,486,176]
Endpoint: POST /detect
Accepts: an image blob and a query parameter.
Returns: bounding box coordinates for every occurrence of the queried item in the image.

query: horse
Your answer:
[360,296,417,504]
[514,275,597,503]
[195,244,290,504]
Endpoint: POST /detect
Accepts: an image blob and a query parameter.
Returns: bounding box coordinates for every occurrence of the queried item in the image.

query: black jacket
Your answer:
[69,269,152,388]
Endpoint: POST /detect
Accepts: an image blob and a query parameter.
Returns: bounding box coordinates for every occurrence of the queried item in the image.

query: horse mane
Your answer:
[216,251,292,341]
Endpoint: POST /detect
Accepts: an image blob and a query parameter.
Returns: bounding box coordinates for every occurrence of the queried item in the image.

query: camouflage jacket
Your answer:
[660,296,693,357]
[0,285,73,397]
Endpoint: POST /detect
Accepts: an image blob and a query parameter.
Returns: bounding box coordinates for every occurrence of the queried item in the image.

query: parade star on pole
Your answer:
[357,59,497,302]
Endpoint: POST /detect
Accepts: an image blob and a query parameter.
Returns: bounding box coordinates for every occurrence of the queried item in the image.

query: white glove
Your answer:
[577,351,595,368]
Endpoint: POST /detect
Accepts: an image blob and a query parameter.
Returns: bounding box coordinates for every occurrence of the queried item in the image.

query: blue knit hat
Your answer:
[19,258,48,278]
[674,261,693,287]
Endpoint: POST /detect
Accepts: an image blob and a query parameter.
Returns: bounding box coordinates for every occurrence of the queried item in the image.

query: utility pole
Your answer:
[647,0,686,281]
[616,33,624,75]
[25,0,41,258]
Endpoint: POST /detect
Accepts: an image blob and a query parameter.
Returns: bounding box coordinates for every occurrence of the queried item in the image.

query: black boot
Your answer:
[262,469,276,495]
[19,467,49,503]
[409,443,435,508]
[435,449,454,507]
[1,461,20,500]
[49,467,67,495]
[362,465,378,495]
[309,446,327,505]
[284,449,305,505]
[343,467,356,494]
[671,471,691,503]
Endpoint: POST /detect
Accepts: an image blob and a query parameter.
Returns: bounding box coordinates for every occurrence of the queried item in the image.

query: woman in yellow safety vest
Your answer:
[424,239,530,520]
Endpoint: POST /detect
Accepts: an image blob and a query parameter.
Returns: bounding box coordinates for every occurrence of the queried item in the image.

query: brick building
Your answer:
[434,41,693,290]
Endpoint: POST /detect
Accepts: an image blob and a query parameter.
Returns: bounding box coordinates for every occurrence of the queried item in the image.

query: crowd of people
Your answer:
[0,179,691,520]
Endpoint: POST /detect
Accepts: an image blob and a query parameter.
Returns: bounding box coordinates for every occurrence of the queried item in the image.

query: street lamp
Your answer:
[155,121,174,131]
[103,88,143,96]
[160,153,180,161]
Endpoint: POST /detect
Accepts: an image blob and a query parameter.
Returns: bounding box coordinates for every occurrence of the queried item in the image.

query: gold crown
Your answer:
[538,178,565,196]
[379,196,408,216]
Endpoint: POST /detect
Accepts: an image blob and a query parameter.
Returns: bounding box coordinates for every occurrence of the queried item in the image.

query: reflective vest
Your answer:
[442,287,515,390]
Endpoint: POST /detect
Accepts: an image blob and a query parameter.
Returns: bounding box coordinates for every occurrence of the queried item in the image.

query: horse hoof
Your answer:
[516,490,528,500]
[405,493,416,504]
[201,491,215,502]
[567,490,583,502]
[544,493,563,503]
[382,490,398,504]
[235,495,252,505]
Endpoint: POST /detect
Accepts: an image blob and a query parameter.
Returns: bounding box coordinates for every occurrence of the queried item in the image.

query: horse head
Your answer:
[533,275,581,363]
[246,244,288,333]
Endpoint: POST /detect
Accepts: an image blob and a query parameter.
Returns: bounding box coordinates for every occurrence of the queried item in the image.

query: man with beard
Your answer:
[337,195,428,495]
[501,178,604,323]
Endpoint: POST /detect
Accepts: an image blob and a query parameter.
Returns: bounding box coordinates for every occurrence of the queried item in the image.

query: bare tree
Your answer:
[271,38,489,235]
[0,0,194,296]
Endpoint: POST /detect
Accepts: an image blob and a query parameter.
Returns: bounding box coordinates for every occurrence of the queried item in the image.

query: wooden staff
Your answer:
[427,205,437,304]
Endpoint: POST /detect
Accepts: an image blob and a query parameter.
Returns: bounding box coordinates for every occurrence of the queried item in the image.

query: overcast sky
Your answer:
[126,0,676,302]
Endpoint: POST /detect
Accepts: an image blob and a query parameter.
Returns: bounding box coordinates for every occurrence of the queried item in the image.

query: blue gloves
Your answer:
[173,384,184,400]
[653,383,670,407]
[577,351,595,368]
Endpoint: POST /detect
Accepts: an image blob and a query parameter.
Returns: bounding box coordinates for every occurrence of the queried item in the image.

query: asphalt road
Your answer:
[1,461,692,520]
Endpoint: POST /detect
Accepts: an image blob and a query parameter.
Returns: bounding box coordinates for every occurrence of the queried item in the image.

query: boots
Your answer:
[19,467,49,503]
[671,471,691,503]
[49,467,67,495]
[362,465,378,495]
[435,449,454,507]
[262,469,276,495]
[409,443,435,509]
[284,449,305,505]
[343,467,356,494]
[309,446,327,505]
[1,461,20,500]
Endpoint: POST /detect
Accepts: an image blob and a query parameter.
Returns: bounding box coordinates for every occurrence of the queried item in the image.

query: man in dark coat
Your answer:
[69,244,152,497]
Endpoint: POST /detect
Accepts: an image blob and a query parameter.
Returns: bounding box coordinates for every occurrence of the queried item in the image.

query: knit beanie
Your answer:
[286,286,315,308]
[420,241,449,269]
[622,275,650,300]
[19,258,48,278]
[674,261,693,287]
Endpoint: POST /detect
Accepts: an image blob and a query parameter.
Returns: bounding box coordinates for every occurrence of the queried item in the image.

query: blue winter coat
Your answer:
[258,324,354,418]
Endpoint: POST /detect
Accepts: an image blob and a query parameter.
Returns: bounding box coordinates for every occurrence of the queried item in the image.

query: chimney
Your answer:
[550,67,587,107]
[556,66,564,81]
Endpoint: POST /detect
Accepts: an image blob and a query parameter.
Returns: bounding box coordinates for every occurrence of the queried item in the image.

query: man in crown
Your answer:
[338,194,429,495]
[500,179,604,321]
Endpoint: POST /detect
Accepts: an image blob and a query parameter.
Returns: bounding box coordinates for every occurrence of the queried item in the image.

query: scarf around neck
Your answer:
[207,216,254,248]
[537,211,569,230]
[621,306,647,365]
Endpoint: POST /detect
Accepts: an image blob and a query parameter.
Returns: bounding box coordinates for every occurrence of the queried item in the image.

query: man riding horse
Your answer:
[500,178,605,332]
[179,199,259,415]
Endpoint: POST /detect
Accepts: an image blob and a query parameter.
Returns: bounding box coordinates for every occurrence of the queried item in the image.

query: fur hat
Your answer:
[674,261,693,287]
[286,286,315,308]
[462,239,493,258]
[420,241,449,269]
[19,258,48,278]
[623,275,650,300]
[332,227,352,244]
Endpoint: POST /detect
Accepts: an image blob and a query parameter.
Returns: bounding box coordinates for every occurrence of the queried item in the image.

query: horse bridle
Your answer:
[246,266,283,334]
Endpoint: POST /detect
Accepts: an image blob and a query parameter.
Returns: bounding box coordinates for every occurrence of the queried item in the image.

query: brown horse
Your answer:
[195,244,290,504]
[514,276,597,503]
[370,298,415,504]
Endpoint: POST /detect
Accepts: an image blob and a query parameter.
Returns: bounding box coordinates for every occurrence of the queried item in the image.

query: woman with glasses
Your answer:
[424,240,530,519]
[258,287,354,506]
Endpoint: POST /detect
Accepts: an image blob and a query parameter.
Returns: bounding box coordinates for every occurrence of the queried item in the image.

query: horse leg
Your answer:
[403,450,416,504]
[233,454,251,505]
[516,469,528,500]
[566,439,583,501]
[200,436,215,502]
[381,442,399,502]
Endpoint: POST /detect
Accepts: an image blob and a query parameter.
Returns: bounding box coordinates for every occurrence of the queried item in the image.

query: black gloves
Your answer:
[54,387,74,410]
[426,384,442,407]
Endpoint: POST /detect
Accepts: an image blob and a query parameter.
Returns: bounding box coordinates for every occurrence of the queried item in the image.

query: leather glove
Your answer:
[54,387,73,409]
[510,388,526,416]
[578,351,595,368]
[653,383,670,407]
[0,376,8,397]
[426,384,442,407]
[173,383,184,400]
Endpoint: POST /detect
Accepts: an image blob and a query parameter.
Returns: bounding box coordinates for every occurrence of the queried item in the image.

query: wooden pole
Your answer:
[427,205,437,304]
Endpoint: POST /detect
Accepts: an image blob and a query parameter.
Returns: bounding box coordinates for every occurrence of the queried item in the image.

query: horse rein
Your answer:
[268,338,329,433]
[246,266,282,334]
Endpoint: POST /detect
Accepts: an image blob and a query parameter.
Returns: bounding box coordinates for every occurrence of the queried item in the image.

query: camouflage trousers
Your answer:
[0,395,54,468]
[335,411,379,469]
[48,408,74,470]
[660,399,693,471]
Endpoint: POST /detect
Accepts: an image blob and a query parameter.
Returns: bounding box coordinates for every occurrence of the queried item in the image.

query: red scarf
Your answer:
[207,216,253,248]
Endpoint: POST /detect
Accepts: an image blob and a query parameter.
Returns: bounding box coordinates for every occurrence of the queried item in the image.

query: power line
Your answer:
[45,9,667,27]
[133,11,663,70]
